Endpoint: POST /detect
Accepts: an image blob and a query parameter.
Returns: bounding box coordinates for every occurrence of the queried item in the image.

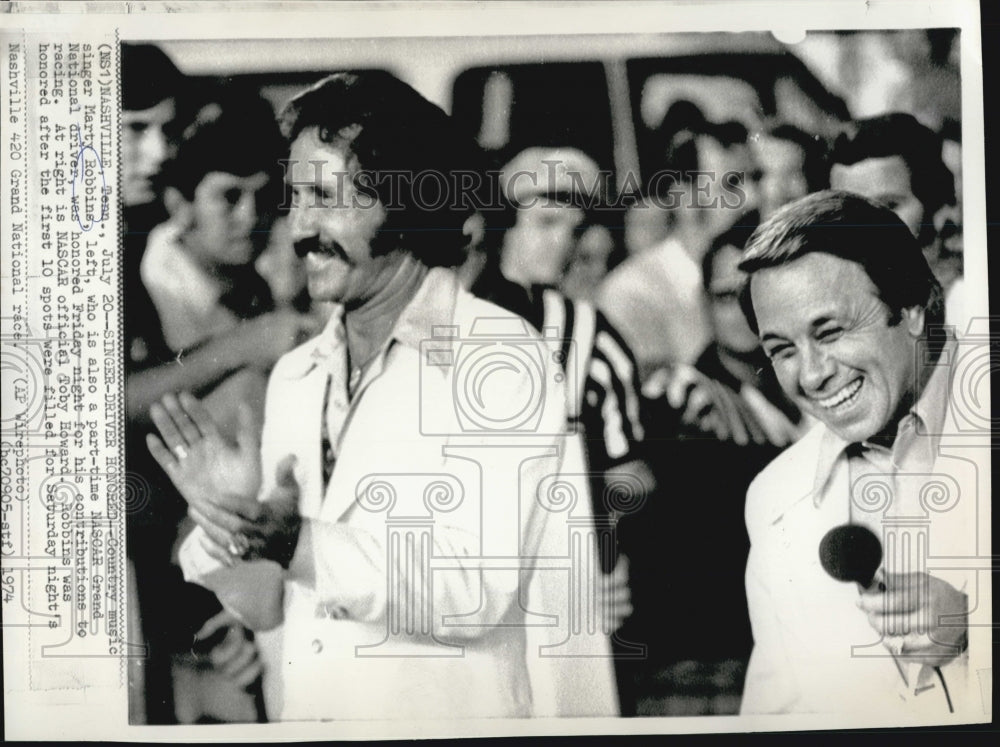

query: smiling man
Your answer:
[736,191,975,716]
[145,72,618,721]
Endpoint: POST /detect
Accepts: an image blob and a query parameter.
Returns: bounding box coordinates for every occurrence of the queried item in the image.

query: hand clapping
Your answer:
[146,391,302,567]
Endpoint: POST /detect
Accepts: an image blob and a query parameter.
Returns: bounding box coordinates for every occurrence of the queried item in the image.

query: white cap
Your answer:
[499,146,603,206]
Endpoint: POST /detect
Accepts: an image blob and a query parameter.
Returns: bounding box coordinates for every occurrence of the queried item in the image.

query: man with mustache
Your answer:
[145,71,618,720]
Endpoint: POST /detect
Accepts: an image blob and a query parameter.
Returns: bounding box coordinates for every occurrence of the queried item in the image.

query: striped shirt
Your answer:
[472,275,645,471]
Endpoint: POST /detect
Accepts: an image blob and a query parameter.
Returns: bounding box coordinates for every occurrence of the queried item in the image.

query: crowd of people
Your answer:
[121,39,974,723]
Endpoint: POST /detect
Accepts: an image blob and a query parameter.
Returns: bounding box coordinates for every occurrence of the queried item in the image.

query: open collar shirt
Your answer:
[741,336,987,719]
[179,267,619,720]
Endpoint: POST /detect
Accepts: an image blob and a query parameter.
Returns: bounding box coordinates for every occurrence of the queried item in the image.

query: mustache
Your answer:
[293,235,348,261]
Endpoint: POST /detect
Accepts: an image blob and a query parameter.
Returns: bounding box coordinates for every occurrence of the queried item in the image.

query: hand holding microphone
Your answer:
[819,524,968,667]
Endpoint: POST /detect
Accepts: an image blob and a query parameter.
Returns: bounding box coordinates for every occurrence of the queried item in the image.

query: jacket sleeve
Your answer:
[740,473,799,714]
[177,537,286,631]
[289,447,568,642]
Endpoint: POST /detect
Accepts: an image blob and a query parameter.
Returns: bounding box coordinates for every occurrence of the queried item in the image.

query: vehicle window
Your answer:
[451,62,614,172]
[627,53,847,182]
[638,72,764,132]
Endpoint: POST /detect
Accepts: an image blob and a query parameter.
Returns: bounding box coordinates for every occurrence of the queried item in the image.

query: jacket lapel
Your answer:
[292,366,328,522]
[318,347,395,523]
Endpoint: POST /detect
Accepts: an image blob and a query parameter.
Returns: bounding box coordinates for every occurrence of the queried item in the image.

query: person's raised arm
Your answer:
[127,310,318,428]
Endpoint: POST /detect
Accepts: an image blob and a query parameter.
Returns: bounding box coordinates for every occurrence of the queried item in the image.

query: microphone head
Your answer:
[819,524,883,587]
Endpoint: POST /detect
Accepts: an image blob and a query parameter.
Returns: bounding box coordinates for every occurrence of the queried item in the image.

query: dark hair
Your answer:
[654,99,704,192]
[702,210,761,290]
[705,119,750,150]
[830,113,955,218]
[161,87,286,203]
[764,122,829,192]
[738,190,945,355]
[122,43,184,112]
[940,116,961,145]
[648,100,748,205]
[279,71,481,268]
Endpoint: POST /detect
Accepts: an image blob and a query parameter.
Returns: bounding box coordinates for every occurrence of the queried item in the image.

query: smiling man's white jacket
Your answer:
[740,336,990,721]
[178,267,619,720]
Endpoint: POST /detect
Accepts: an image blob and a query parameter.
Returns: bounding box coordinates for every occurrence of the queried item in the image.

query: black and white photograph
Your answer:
[0,0,993,740]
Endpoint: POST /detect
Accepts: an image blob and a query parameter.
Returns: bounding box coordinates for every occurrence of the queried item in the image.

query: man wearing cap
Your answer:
[145,72,618,721]
[492,148,649,499]
[484,148,650,519]
[465,145,651,714]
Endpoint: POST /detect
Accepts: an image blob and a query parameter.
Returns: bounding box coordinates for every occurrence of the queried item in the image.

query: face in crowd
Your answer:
[706,242,760,357]
[162,94,288,276]
[695,135,762,243]
[504,200,587,287]
[122,43,185,210]
[830,155,926,239]
[123,97,177,208]
[934,134,963,283]
[828,114,958,289]
[752,135,810,220]
[561,223,617,299]
[498,147,605,288]
[170,169,275,272]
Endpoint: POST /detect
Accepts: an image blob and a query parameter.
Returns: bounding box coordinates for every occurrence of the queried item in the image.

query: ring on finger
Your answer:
[173,444,189,460]
[227,533,250,558]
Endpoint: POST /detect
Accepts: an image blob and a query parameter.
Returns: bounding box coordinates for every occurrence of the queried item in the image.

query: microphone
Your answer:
[819,524,885,591]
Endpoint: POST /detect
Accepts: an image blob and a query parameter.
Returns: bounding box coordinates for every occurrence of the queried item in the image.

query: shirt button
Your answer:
[311,639,323,654]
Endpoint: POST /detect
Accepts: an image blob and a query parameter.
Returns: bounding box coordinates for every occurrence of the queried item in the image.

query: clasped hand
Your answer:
[192,609,262,690]
[147,391,302,568]
[858,571,968,667]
